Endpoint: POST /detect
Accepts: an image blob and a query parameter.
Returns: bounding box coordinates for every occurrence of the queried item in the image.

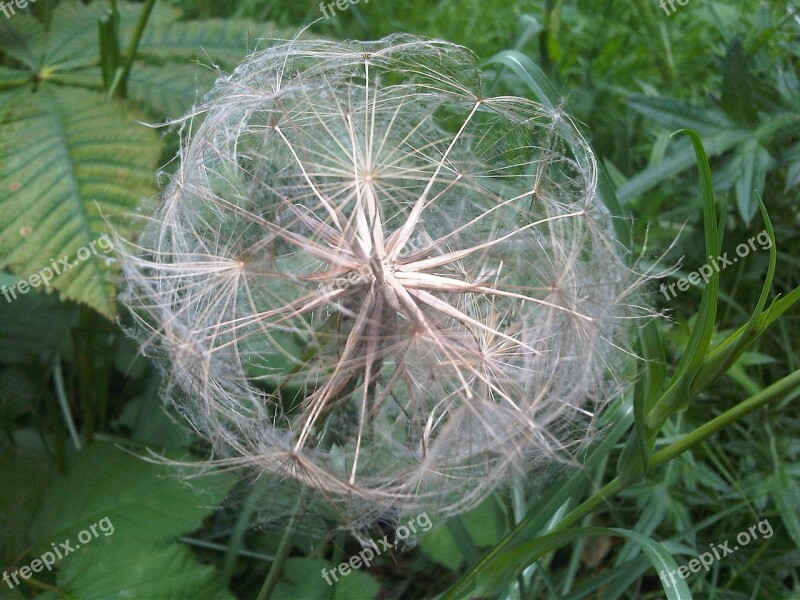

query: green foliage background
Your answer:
[1,1,799,599]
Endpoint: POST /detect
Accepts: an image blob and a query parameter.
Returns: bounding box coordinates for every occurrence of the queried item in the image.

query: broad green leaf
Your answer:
[0,67,31,89]
[272,557,381,600]
[118,0,182,28]
[0,85,159,317]
[418,521,464,571]
[115,375,194,450]
[43,0,110,71]
[419,497,503,571]
[0,14,46,71]
[0,431,56,565]
[47,66,103,89]
[135,19,286,66]
[40,541,234,600]
[128,62,219,119]
[0,274,75,364]
[28,442,236,554]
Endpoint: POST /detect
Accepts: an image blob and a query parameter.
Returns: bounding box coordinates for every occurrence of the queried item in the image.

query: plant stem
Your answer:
[223,478,271,584]
[255,489,307,600]
[53,357,81,451]
[109,0,156,98]
[444,368,800,598]
[557,367,800,533]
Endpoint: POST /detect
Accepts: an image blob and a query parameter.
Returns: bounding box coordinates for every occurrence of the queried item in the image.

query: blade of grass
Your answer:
[473,526,692,600]
[443,367,800,598]
[645,130,721,432]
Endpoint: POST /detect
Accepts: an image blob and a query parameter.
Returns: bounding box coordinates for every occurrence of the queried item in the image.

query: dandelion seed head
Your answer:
[120,34,649,528]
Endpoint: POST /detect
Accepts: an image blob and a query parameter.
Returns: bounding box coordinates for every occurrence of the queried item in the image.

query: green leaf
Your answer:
[419,497,503,570]
[617,129,751,203]
[470,527,693,600]
[419,522,464,571]
[770,471,800,551]
[118,0,182,30]
[135,19,285,66]
[28,442,236,553]
[482,50,632,246]
[271,557,381,600]
[0,67,31,89]
[685,196,776,397]
[645,131,721,432]
[43,0,110,71]
[0,432,57,565]
[734,139,772,224]
[115,376,194,450]
[128,62,219,119]
[786,160,800,191]
[41,542,235,600]
[0,85,159,317]
[668,130,721,378]
[721,37,759,127]
[627,95,730,134]
[47,66,103,89]
[99,5,122,90]
[769,427,800,552]
[484,50,559,111]
[0,274,76,364]
[442,405,634,598]
[625,319,666,477]
[0,14,47,71]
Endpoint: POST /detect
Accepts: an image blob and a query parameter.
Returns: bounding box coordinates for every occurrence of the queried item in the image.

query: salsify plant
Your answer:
[120,34,647,528]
